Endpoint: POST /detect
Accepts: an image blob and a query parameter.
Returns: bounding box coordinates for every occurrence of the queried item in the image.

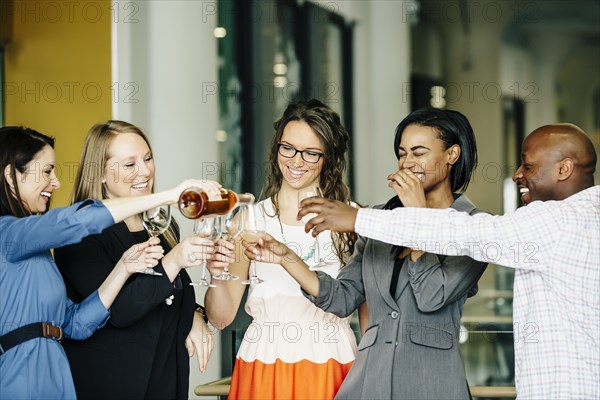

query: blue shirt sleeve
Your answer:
[0,200,114,262]
[62,290,110,340]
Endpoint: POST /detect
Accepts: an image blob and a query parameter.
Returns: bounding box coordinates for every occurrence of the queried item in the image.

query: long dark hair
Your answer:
[0,126,55,217]
[385,108,478,210]
[262,99,357,266]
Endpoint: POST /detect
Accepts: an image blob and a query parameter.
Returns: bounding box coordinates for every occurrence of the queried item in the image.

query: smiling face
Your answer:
[277,120,324,191]
[397,124,458,194]
[103,132,155,199]
[14,145,61,213]
[512,131,561,204]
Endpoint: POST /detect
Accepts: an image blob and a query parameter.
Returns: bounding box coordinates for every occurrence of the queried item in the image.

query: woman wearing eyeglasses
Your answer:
[205,99,364,399]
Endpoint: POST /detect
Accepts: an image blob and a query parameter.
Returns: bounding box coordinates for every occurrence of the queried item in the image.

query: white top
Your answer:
[237,198,357,364]
[355,186,600,400]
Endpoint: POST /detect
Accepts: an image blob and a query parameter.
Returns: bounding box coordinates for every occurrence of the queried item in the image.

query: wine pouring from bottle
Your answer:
[178,187,255,219]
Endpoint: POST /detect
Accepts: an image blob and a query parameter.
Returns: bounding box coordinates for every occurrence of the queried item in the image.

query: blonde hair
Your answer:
[71,120,178,248]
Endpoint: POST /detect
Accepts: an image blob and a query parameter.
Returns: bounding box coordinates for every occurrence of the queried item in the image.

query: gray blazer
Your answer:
[305,195,487,399]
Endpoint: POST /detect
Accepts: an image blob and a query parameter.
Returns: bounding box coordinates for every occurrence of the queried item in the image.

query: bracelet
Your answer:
[196,306,208,324]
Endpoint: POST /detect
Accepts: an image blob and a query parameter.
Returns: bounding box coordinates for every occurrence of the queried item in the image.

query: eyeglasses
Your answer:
[277,143,324,164]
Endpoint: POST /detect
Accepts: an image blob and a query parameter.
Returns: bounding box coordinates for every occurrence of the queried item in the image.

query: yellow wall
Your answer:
[4,0,111,207]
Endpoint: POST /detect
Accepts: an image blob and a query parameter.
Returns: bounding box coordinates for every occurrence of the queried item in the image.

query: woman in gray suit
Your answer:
[243,108,487,399]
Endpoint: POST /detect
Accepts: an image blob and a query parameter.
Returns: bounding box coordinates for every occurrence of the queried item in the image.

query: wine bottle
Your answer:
[178,187,255,219]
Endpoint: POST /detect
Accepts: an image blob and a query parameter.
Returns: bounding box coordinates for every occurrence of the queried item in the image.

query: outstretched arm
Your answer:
[244,233,321,297]
[61,237,164,339]
[96,237,164,308]
[354,204,556,271]
[298,197,358,236]
[102,179,221,223]
[245,232,367,319]
[300,196,558,271]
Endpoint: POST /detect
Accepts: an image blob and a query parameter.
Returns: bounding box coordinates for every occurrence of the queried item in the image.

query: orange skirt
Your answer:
[229,358,353,400]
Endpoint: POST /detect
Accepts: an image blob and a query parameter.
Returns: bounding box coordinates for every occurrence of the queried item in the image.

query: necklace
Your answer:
[278,218,318,262]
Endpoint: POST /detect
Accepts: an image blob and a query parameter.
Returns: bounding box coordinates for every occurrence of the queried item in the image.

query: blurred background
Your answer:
[2,0,598,398]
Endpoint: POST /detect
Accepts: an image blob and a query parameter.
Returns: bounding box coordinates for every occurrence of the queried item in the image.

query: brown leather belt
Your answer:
[0,322,63,356]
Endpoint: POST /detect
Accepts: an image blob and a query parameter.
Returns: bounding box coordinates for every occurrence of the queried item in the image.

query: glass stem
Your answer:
[200,262,208,281]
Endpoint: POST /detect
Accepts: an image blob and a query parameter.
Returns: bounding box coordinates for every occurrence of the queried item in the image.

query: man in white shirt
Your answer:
[299,123,599,399]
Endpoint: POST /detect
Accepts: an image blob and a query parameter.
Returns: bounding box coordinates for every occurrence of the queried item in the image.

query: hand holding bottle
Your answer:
[170,180,223,205]
[178,187,255,219]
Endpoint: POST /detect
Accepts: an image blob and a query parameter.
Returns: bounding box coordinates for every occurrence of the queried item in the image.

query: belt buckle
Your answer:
[42,322,63,342]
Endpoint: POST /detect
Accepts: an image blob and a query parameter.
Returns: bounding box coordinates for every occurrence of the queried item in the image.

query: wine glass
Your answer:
[298,186,323,224]
[211,210,240,281]
[297,187,334,269]
[190,217,221,287]
[238,204,265,285]
[141,205,171,276]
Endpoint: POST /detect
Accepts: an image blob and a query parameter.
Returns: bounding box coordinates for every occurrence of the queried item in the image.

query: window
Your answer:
[216,0,354,195]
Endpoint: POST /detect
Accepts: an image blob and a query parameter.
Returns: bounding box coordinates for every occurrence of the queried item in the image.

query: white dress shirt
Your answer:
[355,186,600,400]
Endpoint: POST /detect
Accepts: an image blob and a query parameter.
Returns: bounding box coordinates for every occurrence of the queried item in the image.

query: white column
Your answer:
[526,33,573,131]
[112,0,219,197]
[347,0,411,205]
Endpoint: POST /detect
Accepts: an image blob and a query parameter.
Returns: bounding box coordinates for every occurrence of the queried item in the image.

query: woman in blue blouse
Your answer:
[0,126,222,399]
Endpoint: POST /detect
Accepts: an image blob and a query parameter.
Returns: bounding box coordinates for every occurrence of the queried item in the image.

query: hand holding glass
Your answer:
[298,187,322,224]
[190,217,221,287]
[211,209,240,281]
[141,205,171,276]
[238,205,266,285]
[298,187,334,269]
